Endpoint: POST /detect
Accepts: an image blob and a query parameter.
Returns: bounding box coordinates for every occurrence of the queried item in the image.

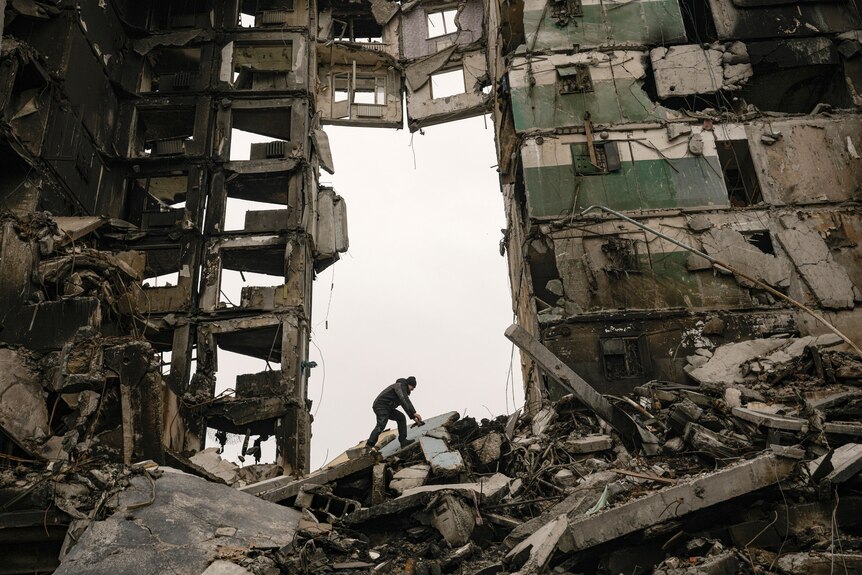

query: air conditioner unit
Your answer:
[151,138,186,156]
[259,10,290,25]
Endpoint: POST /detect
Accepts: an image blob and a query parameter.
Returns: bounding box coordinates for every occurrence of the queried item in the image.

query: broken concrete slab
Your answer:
[200,561,252,575]
[188,448,240,485]
[470,432,504,465]
[389,464,430,495]
[699,227,792,290]
[505,470,620,547]
[344,474,511,525]
[240,452,379,503]
[0,348,50,454]
[419,436,465,477]
[651,44,751,99]
[561,451,797,555]
[55,468,303,575]
[807,443,862,484]
[775,552,862,575]
[776,226,857,309]
[506,514,568,574]
[563,434,613,454]
[377,411,460,459]
[731,407,808,432]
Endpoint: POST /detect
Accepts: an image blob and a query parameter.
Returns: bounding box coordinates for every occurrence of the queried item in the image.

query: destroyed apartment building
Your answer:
[1,0,862,573]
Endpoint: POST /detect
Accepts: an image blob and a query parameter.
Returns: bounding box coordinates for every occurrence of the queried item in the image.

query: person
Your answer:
[365,376,424,450]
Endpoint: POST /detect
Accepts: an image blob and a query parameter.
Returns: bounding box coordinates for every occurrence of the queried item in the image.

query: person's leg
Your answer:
[366,408,389,448]
[391,410,408,443]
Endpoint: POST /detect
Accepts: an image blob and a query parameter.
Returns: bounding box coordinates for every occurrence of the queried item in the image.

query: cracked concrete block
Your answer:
[470,432,503,465]
[189,448,240,485]
[0,348,50,454]
[776,227,857,309]
[564,434,613,454]
[419,436,465,477]
[666,123,692,141]
[390,464,430,495]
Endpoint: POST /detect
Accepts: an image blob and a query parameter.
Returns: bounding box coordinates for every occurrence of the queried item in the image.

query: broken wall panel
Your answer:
[508,51,665,131]
[522,0,687,51]
[400,0,485,60]
[405,49,490,129]
[745,117,862,206]
[520,128,728,218]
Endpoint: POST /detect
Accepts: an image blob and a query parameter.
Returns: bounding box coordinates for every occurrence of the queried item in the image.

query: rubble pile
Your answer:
[3,333,862,574]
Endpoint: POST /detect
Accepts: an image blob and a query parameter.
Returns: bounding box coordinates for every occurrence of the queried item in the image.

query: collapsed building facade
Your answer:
[2,0,862,572]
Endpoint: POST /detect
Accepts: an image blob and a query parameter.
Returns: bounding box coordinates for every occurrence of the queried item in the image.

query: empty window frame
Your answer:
[430,67,466,99]
[557,65,592,94]
[426,8,458,38]
[600,337,645,380]
[716,139,762,207]
[127,173,189,228]
[571,142,621,175]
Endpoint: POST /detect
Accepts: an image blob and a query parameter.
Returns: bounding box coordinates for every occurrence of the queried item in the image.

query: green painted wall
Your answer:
[511,80,662,131]
[523,1,687,51]
[524,156,729,217]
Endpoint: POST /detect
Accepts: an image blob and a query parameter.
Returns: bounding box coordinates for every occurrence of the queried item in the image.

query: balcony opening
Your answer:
[219,269,286,307]
[716,139,762,207]
[228,41,294,91]
[134,107,196,157]
[430,68,466,99]
[527,237,561,310]
[144,271,180,288]
[225,198,290,231]
[141,47,201,93]
[230,107,293,160]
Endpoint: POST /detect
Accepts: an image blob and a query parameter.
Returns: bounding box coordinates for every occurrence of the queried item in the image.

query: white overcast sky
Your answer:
[218,114,520,470]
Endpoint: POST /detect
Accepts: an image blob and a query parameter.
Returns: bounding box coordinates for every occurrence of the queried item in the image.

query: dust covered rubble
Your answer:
[5,333,862,574]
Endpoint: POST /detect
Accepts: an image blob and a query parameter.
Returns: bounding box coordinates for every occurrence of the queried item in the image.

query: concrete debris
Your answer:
[389,464,430,495]
[651,43,752,98]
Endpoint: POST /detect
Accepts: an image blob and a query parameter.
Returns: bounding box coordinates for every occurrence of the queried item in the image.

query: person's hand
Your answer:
[413,414,423,424]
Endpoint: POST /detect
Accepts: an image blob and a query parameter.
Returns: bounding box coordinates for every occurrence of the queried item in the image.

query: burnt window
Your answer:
[572,142,621,175]
[549,0,582,26]
[716,139,762,207]
[557,65,592,94]
[601,337,645,380]
[601,237,644,274]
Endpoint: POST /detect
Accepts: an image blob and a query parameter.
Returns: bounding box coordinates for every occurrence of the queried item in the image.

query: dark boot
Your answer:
[400,438,415,448]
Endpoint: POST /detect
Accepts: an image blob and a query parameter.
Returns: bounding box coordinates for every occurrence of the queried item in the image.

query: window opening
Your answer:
[224,198,289,231]
[742,231,774,255]
[601,337,645,380]
[571,142,621,175]
[550,0,582,27]
[427,9,458,38]
[601,237,644,275]
[557,65,593,94]
[716,139,762,207]
[430,68,466,99]
[144,271,180,287]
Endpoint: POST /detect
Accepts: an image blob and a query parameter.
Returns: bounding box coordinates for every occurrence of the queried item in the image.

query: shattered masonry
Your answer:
[1,0,862,573]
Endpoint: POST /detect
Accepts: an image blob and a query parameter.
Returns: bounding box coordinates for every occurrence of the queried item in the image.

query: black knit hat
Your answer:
[398,376,417,387]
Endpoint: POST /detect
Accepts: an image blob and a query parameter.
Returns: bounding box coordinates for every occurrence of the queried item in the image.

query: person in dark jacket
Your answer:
[365,376,424,449]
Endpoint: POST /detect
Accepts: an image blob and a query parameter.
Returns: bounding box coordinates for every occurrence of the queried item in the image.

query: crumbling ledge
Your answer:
[562,451,798,553]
